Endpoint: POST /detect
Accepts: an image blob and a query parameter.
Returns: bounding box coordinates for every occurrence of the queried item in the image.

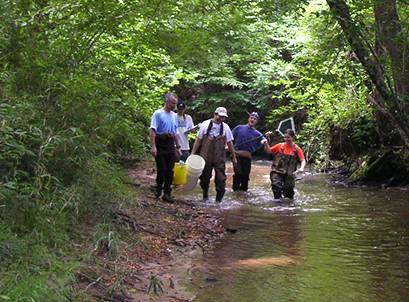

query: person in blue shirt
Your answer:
[150,93,182,203]
[232,112,269,192]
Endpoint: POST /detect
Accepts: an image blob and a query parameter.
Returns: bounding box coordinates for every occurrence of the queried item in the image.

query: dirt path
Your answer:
[77,160,225,301]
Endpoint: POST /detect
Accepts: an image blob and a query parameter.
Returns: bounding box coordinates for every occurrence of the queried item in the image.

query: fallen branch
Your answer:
[167,295,193,302]
[113,210,165,237]
[78,272,133,302]
[77,272,108,290]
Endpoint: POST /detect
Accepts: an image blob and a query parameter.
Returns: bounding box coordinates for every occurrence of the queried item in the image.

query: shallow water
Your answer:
[174,161,409,302]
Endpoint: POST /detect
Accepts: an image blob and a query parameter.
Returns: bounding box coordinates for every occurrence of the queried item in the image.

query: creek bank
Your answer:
[325,147,409,188]
[77,160,225,301]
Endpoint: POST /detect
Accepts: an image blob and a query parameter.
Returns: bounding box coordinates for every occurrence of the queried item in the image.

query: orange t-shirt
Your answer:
[270,143,305,161]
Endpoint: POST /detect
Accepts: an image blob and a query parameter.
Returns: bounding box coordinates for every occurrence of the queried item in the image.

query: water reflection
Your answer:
[178,162,409,302]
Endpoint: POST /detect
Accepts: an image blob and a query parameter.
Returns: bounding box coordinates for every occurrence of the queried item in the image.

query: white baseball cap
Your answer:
[214,107,228,117]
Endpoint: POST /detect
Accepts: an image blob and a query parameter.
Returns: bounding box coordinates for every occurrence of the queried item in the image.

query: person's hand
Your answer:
[265,131,273,139]
[176,148,182,157]
[150,146,157,157]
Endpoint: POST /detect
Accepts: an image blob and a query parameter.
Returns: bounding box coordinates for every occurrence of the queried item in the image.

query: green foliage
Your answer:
[348,156,370,182]
[191,91,252,123]
[93,225,119,259]
[170,0,379,167]
[147,275,164,296]
[260,1,377,168]
[0,225,78,301]
[2,0,408,298]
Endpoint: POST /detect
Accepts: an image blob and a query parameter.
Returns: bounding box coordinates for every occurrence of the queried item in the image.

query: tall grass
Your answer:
[0,1,180,299]
[0,101,134,300]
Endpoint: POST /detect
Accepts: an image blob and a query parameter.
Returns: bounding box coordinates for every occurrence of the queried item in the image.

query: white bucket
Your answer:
[184,155,205,190]
[184,174,200,190]
[185,155,205,174]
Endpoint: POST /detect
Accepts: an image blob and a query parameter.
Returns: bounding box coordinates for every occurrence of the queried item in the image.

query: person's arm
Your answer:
[295,147,306,173]
[264,131,273,141]
[227,140,237,166]
[296,159,306,173]
[174,133,182,156]
[149,128,157,157]
[170,113,182,156]
[256,130,269,153]
[191,138,202,154]
[149,111,159,157]
[224,124,237,166]
[263,140,271,154]
[191,121,206,154]
[231,126,238,141]
[263,131,273,154]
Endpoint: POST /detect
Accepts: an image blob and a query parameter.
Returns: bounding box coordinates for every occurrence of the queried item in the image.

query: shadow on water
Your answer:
[175,161,409,302]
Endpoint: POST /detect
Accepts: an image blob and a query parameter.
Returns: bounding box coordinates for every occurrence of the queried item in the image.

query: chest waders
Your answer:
[270,144,300,199]
[154,134,176,200]
[232,155,252,192]
[199,121,227,202]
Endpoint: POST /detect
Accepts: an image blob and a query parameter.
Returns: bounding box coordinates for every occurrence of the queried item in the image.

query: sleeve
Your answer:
[296,145,305,161]
[150,111,158,131]
[187,115,194,130]
[270,143,281,154]
[224,124,234,143]
[197,120,208,139]
[172,114,178,134]
[256,130,267,145]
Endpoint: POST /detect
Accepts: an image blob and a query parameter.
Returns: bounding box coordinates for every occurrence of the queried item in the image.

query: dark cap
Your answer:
[177,102,186,110]
[249,112,260,119]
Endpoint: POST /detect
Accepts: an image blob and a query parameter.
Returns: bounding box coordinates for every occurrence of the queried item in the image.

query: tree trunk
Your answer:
[374,0,409,114]
[326,0,409,149]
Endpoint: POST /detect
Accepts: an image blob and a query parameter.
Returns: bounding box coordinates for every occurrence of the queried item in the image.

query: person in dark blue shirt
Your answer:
[232,112,268,192]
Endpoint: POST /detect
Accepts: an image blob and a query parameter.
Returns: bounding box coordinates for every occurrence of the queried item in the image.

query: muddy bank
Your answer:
[326,148,409,188]
[77,160,225,301]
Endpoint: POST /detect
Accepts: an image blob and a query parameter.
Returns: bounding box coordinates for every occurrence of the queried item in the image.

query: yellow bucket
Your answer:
[173,162,187,185]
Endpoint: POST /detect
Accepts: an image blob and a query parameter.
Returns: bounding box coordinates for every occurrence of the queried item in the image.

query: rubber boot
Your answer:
[154,189,162,199]
[283,188,294,199]
[232,174,240,192]
[162,193,175,203]
[283,192,294,199]
[202,190,209,201]
[273,191,282,200]
[215,191,225,203]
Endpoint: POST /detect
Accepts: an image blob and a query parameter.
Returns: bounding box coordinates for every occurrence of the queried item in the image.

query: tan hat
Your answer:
[214,107,228,117]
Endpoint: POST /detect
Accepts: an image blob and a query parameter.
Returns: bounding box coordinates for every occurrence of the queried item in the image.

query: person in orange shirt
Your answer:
[264,129,306,199]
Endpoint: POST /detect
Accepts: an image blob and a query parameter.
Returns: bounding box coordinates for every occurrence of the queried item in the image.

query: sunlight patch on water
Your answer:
[263,206,299,212]
[301,208,325,212]
[218,200,243,210]
[236,256,300,267]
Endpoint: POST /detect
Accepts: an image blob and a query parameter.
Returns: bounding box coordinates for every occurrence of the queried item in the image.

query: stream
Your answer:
[174,161,409,301]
